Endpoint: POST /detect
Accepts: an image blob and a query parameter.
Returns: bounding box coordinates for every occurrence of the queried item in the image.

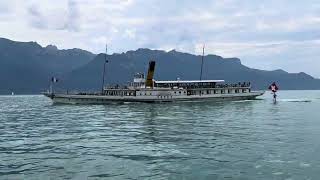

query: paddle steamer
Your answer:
[44,60,264,104]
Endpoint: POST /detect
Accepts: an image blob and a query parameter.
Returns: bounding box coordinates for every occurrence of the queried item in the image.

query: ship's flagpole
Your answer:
[50,77,58,94]
[199,44,205,81]
[101,44,108,94]
[50,81,53,94]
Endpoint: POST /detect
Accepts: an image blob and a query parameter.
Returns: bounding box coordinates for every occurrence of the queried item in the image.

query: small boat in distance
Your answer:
[44,60,264,104]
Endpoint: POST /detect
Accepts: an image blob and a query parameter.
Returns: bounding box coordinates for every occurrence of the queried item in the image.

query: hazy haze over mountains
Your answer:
[1,38,320,94]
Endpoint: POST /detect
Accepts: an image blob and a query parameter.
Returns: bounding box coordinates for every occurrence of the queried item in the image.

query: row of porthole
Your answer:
[139,91,187,96]
[199,89,248,94]
[107,94,133,96]
[158,96,172,99]
[174,91,186,94]
[139,93,152,96]
[68,98,108,101]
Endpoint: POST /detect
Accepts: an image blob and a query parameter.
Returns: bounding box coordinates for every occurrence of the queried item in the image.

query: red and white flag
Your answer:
[268,82,278,92]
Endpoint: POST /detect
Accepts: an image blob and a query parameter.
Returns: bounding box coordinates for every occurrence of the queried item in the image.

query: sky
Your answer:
[0,0,319,77]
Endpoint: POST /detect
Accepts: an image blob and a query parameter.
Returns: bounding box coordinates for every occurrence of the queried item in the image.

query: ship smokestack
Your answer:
[145,61,156,88]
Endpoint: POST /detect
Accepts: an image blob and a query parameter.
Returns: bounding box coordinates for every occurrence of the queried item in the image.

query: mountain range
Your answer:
[1,37,320,94]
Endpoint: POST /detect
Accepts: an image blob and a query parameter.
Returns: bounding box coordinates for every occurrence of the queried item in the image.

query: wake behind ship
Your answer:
[44,60,264,104]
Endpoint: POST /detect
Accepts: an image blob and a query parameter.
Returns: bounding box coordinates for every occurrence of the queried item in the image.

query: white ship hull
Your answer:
[44,91,264,104]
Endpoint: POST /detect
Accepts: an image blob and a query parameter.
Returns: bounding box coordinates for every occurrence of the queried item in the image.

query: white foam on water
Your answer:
[272,172,284,175]
[278,99,312,103]
[255,165,262,169]
[299,162,311,167]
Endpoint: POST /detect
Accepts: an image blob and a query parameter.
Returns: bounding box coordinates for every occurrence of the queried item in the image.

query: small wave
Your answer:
[89,173,123,178]
[272,172,284,175]
[299,162,311,167]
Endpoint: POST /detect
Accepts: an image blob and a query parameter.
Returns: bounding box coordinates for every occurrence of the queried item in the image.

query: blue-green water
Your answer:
[1,91,320,180]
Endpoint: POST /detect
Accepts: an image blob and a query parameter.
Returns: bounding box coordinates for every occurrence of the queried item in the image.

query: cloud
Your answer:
[27,4,48,29]
[66,0,81,31]
[0,1,10,14]
[0,0,320,77]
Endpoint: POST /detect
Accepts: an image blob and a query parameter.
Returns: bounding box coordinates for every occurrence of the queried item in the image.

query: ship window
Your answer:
[207,90,210,94]
[140,93,142,95]
[179,91,181,94]
[150,93,152,95]
[145,93,147,95]
[228,89,231,93]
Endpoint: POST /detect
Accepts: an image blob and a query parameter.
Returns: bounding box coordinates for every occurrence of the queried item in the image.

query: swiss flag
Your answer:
[268,82,278,92]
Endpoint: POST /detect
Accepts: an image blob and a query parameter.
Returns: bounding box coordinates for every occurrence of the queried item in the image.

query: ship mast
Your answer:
[101,44,108,94]
[199,44,205,81]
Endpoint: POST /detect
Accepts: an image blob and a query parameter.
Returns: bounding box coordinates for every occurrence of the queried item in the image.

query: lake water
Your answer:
[1,91,320,179]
